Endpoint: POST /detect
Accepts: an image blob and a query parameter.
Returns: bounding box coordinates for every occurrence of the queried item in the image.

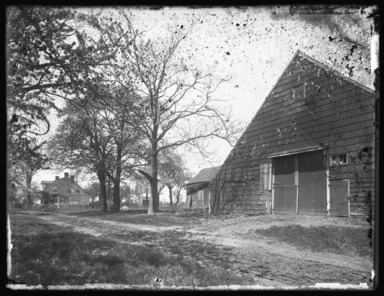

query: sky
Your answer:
[33,6,375,201]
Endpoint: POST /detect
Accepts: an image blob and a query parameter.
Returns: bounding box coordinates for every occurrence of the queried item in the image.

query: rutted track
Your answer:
[25,211,372,287]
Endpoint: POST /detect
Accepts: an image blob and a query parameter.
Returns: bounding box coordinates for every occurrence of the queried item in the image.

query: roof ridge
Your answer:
[209,50,374,186]
[296,50,374,94]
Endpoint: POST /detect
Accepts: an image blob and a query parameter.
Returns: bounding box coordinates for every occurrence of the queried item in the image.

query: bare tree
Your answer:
[107,23,243,214]
[158,147,187,206]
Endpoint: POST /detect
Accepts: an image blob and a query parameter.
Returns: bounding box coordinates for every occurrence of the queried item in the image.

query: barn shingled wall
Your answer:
[209,51,375,217]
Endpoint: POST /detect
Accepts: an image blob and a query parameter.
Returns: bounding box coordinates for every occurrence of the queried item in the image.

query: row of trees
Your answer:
[7,7,241,214]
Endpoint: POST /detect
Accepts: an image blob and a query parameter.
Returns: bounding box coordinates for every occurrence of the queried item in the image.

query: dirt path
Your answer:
[27,211,372,286]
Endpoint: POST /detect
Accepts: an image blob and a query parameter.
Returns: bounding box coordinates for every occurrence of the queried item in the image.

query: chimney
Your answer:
[55,176,59,180]
[64,172,69,178]
[71,175,75,184]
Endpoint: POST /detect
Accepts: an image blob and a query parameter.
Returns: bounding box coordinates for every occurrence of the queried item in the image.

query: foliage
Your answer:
[83,182,101,198]
[8,136,48,208]
[48,86,145,212]
[157,148,187,205]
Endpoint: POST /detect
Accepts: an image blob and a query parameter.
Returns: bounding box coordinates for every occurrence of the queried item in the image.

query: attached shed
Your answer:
[185,166,221,209]
[209,51,375,218]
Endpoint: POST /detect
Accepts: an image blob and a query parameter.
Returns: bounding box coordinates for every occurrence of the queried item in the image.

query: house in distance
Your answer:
[41,172,91,207]
[185,166,221,209]
[209,51,375,218]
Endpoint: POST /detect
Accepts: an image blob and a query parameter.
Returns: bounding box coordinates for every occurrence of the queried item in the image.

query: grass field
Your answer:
[27,205,210,227]
[251,225,372,258]
[9,212,252,287]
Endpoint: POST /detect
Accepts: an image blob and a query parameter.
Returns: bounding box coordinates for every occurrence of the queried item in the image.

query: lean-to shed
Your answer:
[209,51,375,217]
[185,166,221,209]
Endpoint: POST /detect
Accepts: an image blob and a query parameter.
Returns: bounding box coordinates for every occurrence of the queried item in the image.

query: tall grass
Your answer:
[10,213,252,287]
[252,225,372,258]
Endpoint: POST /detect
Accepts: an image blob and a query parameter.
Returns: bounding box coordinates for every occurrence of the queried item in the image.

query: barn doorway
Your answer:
[272,149,327,215]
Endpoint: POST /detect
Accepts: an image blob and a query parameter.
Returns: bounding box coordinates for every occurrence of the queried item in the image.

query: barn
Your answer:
[185,166,221,209]
[209,51,375,218]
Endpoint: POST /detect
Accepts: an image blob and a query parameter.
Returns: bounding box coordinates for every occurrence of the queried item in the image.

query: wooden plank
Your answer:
[254,93,374,129]
[329,180,349,216]
[257,86,373,120]
[251,102,374,135]
[250,119,374,146]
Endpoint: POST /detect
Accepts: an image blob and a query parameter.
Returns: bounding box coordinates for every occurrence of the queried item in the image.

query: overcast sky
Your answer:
[35,6,375,194]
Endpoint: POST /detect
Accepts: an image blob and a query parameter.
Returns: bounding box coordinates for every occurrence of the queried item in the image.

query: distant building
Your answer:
[41,172,91,206]
[40,180,53,190]
[185,166,221,209]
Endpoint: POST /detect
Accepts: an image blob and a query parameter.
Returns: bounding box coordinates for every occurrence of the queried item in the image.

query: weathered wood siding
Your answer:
[209,51,375,216]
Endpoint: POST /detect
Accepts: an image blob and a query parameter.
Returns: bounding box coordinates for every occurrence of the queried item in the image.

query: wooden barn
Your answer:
[209,51,375,217]
[185,166,221,209]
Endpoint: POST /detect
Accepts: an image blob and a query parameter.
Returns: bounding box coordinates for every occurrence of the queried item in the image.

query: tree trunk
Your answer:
[148,144,159,214]
[108,179,111,201]
[110,147,123,213]
[112,178,120,213]
[167,184,173,206]
[149,178,158,215]
[98,172,108,212]
[26,173,32,208]
[174,188,181,206]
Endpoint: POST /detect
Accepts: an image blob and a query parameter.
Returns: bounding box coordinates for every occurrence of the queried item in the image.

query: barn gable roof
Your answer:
[209,50,374,187]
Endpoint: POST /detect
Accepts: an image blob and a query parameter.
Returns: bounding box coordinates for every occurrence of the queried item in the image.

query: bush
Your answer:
[13,201,26,209]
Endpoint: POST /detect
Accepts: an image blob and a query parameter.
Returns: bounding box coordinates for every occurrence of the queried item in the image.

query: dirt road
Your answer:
[25,211,372,287]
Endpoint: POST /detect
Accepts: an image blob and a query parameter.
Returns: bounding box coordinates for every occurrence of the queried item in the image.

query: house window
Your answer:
[53,187,57,192]
[330,154,348,166]
[76,190,80,193]
[69,201,79,205]
[260,163,272,191]
[67,189,72,193]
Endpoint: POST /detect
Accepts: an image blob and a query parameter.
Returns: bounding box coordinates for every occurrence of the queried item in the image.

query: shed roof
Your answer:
[41,180,53,184]
[187,166,221,185]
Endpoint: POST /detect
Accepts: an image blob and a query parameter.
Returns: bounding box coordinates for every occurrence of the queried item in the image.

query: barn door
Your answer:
[329,180,349,216]
[298,150,327,214]
[273,154,297,214]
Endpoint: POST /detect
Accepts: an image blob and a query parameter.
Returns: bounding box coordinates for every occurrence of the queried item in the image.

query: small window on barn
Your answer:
[330,154,348,166]
[260,163,272,191]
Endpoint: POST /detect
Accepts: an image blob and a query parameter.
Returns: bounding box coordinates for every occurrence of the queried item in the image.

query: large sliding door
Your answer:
[272,149,327,215]
[273,154,296,214]
[298,150,327,214]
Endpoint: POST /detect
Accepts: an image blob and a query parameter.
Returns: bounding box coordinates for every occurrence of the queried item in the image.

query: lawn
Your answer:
[8,212,252,287]
[62,207,211,227]
[251,225,372,258]
[27,204,212,227]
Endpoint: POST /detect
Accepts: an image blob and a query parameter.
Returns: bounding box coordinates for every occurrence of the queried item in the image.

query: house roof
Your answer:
[44,177,89,198]
[209,50,374,187]
[187,166,221,185]
[41,180,53,184]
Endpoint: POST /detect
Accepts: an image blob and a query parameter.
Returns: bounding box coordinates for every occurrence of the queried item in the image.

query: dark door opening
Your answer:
[272,149,327,215]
